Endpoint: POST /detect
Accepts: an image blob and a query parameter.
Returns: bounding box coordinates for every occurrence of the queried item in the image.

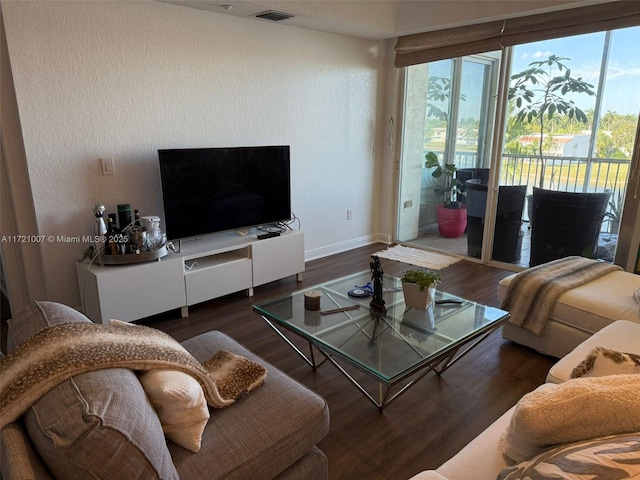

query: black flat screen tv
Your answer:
[158,146,291,241]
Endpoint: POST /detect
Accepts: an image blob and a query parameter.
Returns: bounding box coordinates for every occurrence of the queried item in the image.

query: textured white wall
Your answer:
[2,1,389,308]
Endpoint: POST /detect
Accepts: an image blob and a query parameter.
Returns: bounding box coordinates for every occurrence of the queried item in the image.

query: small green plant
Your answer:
[401,269,442,291]
[604,189,624,233]
[424,151,464,208]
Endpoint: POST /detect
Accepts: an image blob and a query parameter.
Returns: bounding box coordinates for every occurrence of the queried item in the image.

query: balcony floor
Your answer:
[405,222,531,269]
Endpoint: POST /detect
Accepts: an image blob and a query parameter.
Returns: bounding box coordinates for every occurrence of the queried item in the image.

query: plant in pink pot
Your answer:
[425,151,467,238]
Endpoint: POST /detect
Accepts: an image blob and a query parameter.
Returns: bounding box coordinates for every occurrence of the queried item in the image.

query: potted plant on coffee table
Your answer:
[401,269,442,310]
[424,151,467,238]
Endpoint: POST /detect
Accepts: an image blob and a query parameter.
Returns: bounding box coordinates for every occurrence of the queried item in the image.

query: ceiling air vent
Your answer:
[254,10,295,22]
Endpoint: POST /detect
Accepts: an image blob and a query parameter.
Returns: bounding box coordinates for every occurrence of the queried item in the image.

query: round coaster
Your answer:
[348,288,371,298]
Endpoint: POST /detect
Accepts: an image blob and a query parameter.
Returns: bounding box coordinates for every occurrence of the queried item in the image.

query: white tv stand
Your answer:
[76,230,304,324]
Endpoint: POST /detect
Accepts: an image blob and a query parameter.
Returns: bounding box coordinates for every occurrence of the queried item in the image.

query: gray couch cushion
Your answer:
[273,447,328,480]
[174,331,329,480]
[7,301,179,480]
[7,301,95,351]
[0,419,54,480]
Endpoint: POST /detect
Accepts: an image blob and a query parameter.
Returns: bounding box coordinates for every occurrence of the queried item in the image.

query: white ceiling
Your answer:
[157,0,618,39]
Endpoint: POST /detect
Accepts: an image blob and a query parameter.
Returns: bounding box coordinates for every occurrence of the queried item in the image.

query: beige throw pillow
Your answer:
[139,369,210,453]
[570,346,640,378]
[500,375,640,462]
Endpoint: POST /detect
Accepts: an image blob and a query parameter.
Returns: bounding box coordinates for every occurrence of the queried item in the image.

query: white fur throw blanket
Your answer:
[501,256,621,335]
[500,374,640,462]
[0,321,267,429]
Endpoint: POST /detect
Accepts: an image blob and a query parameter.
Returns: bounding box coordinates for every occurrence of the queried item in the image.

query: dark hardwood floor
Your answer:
[1,244,554,479]
[139,243,555,480]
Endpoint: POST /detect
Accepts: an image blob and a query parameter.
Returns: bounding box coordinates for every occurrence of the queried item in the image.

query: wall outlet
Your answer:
[347,209,352,220]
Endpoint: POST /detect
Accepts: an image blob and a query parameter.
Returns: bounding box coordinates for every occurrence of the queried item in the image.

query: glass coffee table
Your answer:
[253,271,508,410]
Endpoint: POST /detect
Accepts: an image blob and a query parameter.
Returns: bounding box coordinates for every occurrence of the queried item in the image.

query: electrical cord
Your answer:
[279,212,300,231]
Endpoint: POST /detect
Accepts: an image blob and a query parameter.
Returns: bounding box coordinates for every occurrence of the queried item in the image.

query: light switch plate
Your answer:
[101,157,114,175]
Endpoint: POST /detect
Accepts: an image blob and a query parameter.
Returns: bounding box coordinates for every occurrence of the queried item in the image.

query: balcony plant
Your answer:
[604,189,624,234]
[425,151,467,238]
[508,55,595,189]
[401,269,442,310]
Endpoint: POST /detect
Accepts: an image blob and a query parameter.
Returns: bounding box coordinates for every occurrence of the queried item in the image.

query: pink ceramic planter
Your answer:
[436,204,467,238]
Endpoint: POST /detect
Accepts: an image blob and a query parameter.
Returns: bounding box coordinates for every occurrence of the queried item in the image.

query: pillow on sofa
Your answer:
[496,432,640,480]
[500,375,640,462]
[8,301,179,480]
[633,286,640,313]
[7,300,95,349]
[570,346,640,378]
[139,369,210,452]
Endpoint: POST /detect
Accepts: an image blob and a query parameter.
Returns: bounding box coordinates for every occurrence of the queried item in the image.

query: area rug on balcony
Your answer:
[373,245,461,270]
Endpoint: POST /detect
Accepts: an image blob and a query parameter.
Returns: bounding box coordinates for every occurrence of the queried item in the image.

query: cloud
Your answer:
[533,51,552,58]
[572,63,601,82]
[606,64,640,81]
[520,51,552,59]
[573,62,640,83]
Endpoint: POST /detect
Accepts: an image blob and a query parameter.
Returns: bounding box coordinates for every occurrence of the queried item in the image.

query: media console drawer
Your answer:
[184,252,252,306]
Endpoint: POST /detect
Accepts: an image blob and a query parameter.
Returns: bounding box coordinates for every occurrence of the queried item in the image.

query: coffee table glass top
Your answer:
[253,271,508,383]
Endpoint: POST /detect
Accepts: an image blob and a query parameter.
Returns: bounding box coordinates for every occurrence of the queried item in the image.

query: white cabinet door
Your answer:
[252,231,304,286]
[77,257,185,323]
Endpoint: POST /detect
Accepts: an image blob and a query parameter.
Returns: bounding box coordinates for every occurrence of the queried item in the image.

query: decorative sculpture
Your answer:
[369,255,386,315]
[92,203,107,255]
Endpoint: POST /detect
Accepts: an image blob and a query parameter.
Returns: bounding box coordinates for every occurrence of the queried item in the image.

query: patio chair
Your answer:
[466,180,526,263]
[529,187,611,267]
[457,168,490,205]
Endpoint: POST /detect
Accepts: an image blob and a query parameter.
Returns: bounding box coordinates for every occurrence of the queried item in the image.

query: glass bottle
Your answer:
[106,217,119,255]
[117,204,132,233]
[108,213,120,233]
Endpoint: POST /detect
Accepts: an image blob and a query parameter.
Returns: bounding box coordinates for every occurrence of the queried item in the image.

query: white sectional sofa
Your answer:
[409,320,640,480]
[497,269,640,358]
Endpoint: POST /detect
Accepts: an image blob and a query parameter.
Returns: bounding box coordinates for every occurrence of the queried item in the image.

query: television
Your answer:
[158,146,291,241]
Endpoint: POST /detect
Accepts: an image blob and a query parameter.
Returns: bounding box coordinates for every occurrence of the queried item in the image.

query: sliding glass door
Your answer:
[397,25,640,269]
[396,54,500,255]
[500,27,640,267]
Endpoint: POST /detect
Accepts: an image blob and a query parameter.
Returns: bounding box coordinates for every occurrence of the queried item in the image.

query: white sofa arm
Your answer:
[546,319,640,383]
[408,402,520,480]
[408,471,449,480]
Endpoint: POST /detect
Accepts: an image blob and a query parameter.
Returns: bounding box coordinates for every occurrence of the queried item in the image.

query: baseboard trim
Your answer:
[304,234,392,262]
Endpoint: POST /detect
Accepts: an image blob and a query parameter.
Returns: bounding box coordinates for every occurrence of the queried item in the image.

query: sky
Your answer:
[512,26,640,116]
[425,25,640,122]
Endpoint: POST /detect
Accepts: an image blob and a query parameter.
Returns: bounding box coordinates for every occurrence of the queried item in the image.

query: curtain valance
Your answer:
[395,1,640,67]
